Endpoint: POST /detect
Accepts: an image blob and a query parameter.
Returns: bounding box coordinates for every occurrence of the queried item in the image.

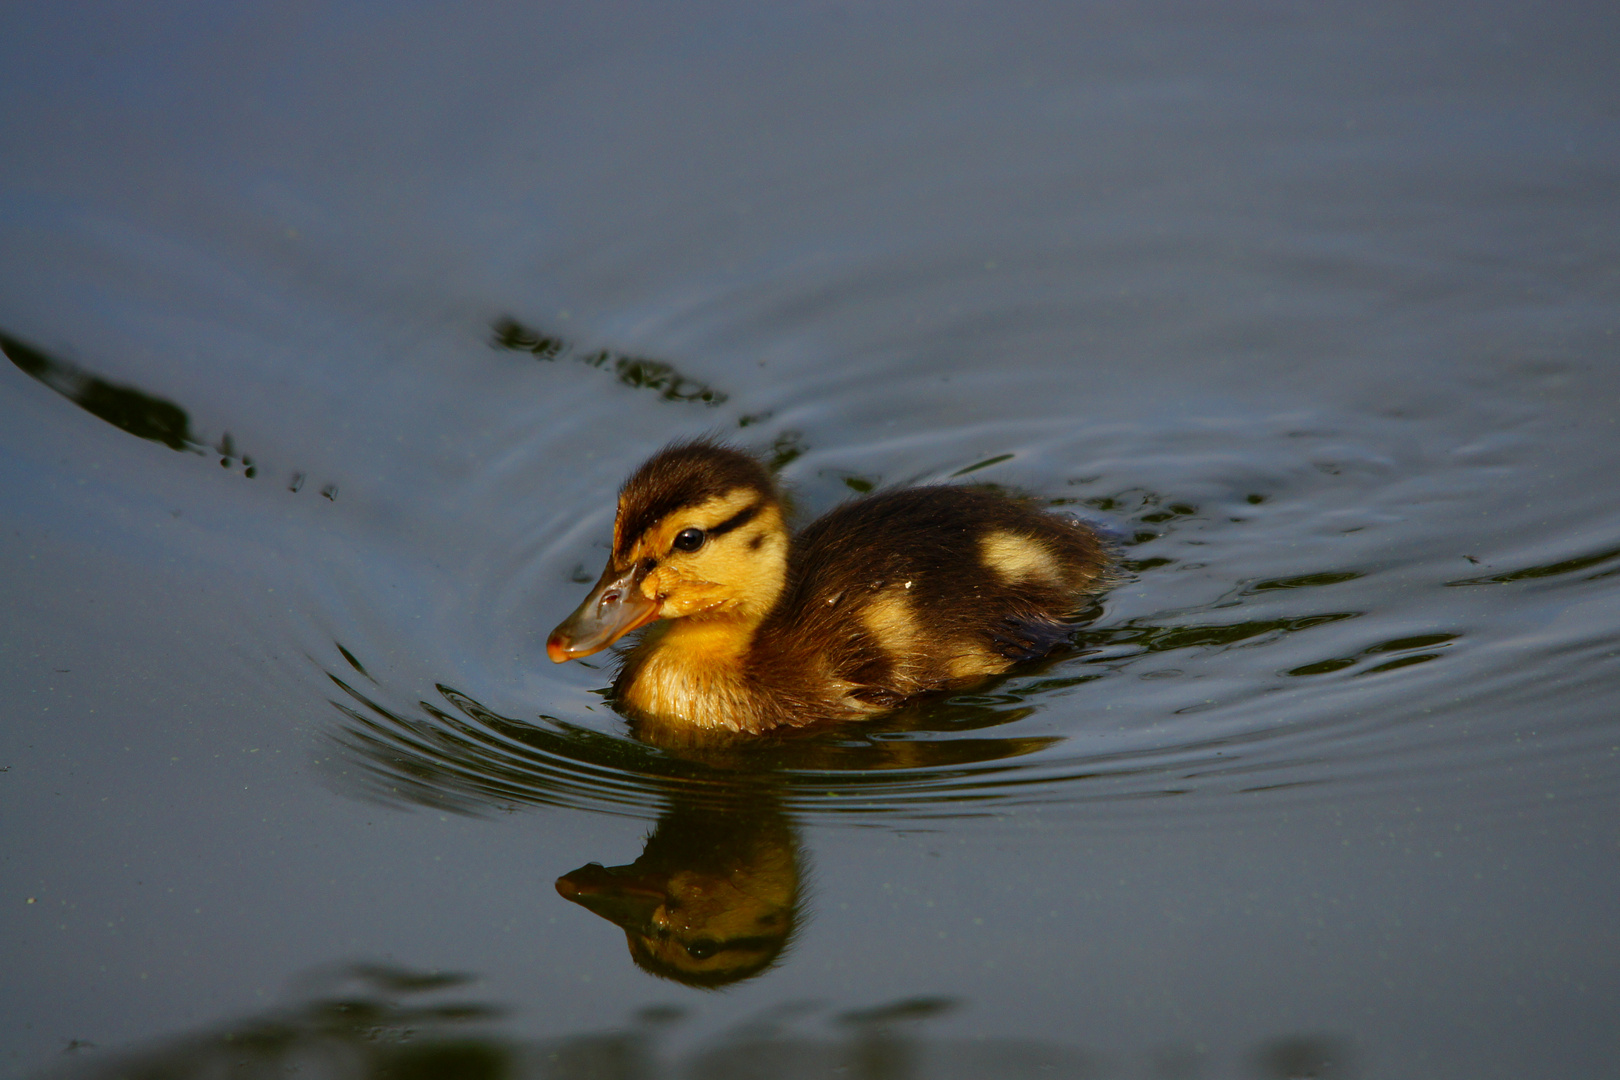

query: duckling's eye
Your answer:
[672,528,706,553]
[685,938,719,960]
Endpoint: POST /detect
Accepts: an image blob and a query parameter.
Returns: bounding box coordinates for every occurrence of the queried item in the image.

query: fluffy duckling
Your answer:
[547,439,1109,734]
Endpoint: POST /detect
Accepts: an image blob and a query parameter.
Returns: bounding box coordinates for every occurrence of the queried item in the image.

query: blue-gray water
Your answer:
[3,4,1617,1078]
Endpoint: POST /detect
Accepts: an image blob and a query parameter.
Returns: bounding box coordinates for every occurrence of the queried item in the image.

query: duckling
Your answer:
[547,439,1109,734]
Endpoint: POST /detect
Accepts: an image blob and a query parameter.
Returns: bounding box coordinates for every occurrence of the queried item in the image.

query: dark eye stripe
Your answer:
[707,502,760,538]
[685,934,780,958]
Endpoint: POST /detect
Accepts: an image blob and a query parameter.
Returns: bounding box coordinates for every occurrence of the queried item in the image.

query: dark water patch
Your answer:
[335,641,373,681]
[1446,542,1620,586]
[1254,1036,1354,1080]
[949,452,1015,477]
[2,328,338,493]
[490,316,728,405]
[830,471,878,494]
[1366,633,1457,653]
[1075,488,1197,519]
[3,329,199,453]
[1017,673,1108,693]
[1138,503,1199,524]
[33,963,1350,1080]
[1358,652,1443,675]
[1069,487,1209,551]
[1083,612,1361,655]
[489,318,569,360]
[1247,570,1364,593]
[1287,657,1360,677]
[766,429,808,472]
[1284,632,1458,678]
[837,996,957,1024]
[37,964,509,1080]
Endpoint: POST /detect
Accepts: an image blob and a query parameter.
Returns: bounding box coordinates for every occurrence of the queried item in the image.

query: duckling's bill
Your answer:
[555,862,665,926]
[547,562,659,662]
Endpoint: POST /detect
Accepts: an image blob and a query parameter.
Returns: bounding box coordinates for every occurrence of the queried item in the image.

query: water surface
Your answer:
[3,3,1618,1078]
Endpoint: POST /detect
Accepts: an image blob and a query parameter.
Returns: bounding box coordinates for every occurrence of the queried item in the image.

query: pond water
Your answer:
[3,3,1618,1078]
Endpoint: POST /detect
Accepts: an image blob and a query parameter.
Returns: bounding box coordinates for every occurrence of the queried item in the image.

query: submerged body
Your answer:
[548,440,1109,734]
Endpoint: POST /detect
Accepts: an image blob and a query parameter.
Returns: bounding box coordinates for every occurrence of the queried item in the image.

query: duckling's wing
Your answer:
[768,485,1106,712]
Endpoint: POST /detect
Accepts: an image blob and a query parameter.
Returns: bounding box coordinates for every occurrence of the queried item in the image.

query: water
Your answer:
[3,3,1618,1078]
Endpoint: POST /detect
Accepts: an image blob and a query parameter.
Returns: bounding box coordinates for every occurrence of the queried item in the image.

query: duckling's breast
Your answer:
[617,619,758,731]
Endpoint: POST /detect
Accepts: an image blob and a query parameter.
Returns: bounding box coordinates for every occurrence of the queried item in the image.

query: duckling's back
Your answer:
[749,486,1109,724]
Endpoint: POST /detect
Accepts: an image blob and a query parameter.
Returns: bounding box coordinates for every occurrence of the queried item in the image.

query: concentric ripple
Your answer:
[308,420,1620,826]
[263,319,1620,828]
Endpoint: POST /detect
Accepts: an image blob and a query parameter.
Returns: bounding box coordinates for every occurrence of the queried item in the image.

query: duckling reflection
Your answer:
[556,793,802,988]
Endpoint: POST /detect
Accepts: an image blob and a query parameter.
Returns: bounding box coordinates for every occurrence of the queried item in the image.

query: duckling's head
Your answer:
[547,440,787,663]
